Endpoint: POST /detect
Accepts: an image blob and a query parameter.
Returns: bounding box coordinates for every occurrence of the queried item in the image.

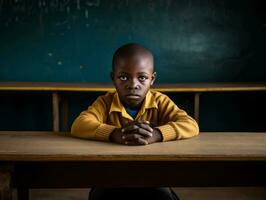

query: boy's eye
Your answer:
[119,76,127,81]
[138,76,148,81]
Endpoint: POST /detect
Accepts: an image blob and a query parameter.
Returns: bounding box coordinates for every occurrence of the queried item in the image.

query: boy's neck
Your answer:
[123,101,143,110]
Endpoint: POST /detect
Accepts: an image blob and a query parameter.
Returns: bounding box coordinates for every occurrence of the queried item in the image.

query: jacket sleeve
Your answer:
[70,96,116,141]
[156,95,199,142]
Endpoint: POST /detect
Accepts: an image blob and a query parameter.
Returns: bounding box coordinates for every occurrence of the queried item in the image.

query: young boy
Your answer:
[71,43,199,200]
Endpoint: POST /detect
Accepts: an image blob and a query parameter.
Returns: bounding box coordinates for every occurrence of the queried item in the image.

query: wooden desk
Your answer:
[0,131,265,200]
[1,82,266,131]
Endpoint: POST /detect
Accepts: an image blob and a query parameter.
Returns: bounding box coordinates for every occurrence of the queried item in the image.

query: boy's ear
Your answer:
[151,72,156,85]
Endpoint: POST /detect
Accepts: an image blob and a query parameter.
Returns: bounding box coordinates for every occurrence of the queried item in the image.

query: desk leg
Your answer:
[0,171,12,200]
[61,95,69,132]
[52,92,60,132]
[194,93,200,123]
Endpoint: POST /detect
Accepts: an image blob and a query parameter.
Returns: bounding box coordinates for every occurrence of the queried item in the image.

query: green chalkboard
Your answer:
[0,0,265,83]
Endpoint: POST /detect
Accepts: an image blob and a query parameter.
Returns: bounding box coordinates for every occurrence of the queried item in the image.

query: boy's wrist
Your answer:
[109,128,122,143]
[153,128,163,142]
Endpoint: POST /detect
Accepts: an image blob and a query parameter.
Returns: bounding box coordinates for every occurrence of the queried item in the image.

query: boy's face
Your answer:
[112,55,156,108]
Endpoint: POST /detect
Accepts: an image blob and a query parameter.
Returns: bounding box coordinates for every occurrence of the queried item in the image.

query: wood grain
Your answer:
[0,82,266,92]
[0,131,265,161]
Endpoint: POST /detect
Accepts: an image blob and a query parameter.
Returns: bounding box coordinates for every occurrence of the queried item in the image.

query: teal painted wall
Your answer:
[1,0,266,82]
[0,0,265,131]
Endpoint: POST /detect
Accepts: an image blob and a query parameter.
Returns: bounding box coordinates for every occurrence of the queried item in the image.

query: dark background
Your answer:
[0,0,265,131]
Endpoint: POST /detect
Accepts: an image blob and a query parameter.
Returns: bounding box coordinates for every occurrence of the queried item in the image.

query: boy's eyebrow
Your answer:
[116,71,150,75]
[137,72,149,75]
[118,72,149,75]
[117,71,128,75]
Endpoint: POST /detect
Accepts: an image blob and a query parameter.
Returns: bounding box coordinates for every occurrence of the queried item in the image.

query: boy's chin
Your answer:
[125,100,142,108]
[127,103,141,108]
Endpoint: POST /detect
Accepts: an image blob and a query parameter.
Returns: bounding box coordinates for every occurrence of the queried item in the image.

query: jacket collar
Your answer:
[109,90,158,120]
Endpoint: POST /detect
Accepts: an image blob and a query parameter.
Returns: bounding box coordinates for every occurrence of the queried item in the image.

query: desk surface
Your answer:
[1,82,266,92]
[0,131,265,161]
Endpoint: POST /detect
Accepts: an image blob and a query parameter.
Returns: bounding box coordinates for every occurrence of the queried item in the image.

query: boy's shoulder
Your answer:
[104,90,117,96]
[149,90,177,109]
[149,90,170,101]
[97,90,116,101]
[95,90,171,106]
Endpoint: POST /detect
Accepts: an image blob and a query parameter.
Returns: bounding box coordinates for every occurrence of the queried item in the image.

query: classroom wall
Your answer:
[1,0,266,82]
[0,0,265,131]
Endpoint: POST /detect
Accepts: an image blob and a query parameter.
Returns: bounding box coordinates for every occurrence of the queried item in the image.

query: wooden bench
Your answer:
[1,82,266,132]
[0,131,265,200]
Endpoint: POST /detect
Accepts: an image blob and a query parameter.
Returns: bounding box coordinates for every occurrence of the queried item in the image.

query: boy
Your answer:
[71,43,199,200]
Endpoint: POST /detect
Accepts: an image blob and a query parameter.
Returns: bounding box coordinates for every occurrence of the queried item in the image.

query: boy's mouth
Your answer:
[125,94,141,100]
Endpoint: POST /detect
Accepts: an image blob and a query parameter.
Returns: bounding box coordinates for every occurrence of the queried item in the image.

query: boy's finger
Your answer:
[123,125,152,137]
[136,120,150,124]
[138,123,153,133]
[122,122,152,131]
[122,133,142,141]
[124,137,148,145]
[135,127,153,137]
[122,124,139,133]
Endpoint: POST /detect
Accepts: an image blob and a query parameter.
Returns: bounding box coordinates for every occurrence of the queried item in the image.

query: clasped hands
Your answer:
[110,120,162,145]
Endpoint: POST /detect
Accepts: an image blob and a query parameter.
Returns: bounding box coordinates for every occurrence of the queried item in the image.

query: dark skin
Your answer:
[110,54,163,145]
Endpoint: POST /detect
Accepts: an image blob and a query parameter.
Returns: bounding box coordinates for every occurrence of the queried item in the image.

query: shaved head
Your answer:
[112,43,154,72]
[111,43,156,108]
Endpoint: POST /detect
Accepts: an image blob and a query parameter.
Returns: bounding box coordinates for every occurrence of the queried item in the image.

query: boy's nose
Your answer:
[127,78,140,89]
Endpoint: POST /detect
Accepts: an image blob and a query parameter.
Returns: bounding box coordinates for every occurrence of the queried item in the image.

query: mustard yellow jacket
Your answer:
[71,90,199,142]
